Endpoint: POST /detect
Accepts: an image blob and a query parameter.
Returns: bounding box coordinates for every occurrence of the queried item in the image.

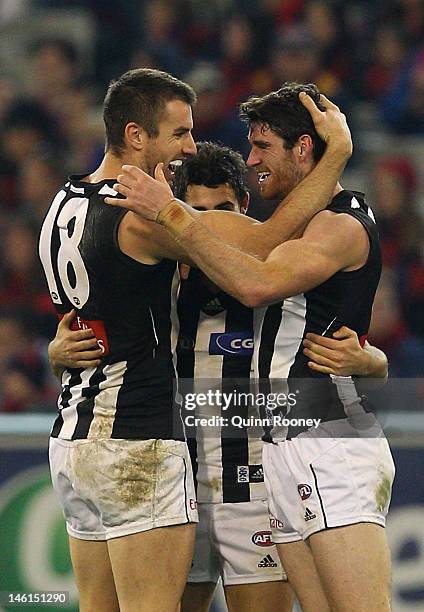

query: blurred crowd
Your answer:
[0,0,423,412]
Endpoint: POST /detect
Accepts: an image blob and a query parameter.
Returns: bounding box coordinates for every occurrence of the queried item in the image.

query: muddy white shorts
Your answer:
[262,424,395,543]
[188,499,286,586]
[49,437,198,541]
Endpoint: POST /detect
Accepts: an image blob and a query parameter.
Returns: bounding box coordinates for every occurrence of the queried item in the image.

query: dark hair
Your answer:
[240,82,326,162]
[103,68,196,155]
[173,141,248,204]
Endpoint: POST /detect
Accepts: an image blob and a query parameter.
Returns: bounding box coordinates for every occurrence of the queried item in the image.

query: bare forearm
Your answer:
[48,341,65,380]
[159,202,356,306]
[361,344,388,379]
[173,219,268,306]
[352,343,388,394]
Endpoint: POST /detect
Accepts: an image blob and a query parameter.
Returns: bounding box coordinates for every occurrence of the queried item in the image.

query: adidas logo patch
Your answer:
[250,465,264,482]
[304,507,317,522]
[258,554,278,568]
[202,297,225,315]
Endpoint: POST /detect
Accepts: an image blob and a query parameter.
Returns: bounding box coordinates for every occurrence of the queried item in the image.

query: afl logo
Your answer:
[209,332,253,356]
[252,531,273,547]
[298,484,312,500]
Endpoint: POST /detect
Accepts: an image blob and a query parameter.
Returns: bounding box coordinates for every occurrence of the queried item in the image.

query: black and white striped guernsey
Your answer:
[39,176,177,441]
[253,190,382,440]
[175,269,265,503]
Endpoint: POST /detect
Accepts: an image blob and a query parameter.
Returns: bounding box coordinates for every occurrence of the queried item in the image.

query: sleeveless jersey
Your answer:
[39,176,177,441]
[253,190,382,440]
[175,269,266,503]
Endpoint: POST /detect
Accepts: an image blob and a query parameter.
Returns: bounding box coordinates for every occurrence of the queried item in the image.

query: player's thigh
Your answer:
[212,500,288,610]
[108,523,196,612]
[69,536,119,612]
[181,582,217,612]
[184,504,220,611]
[309,523,391,612]
[276,540,330,612]
[225,580,293,612]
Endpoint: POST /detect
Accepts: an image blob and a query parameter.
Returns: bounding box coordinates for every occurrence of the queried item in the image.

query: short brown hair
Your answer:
[103,68,196,155]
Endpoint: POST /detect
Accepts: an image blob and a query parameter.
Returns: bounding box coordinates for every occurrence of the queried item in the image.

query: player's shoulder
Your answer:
[67,175,118,201]
[328,189,368,212]
[309,189,371,231]
[305,208,367,246]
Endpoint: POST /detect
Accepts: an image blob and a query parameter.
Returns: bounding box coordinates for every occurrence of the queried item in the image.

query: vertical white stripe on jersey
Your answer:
[59,367,95,439]
[38,189,67,305]
[269,294,307,379]
[254,295,306,441]
[252,306,267,378]
[192,309,225,503]
[57,370,71,412]
[87,361,128,439]
[170,267,186,442]
[149,307,159,348]
[170,267,181,370]
[194,312,224,379]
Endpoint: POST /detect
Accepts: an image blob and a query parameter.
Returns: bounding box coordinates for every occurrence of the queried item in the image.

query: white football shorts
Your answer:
[49,437,198,541]
[263,421,395,543]
[188,499,286,585]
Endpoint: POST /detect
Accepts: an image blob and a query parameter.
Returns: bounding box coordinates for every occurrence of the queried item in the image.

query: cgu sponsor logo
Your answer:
[252,530,274,547]
[189,499,197,510]
[209,332,253,356]
[298,483,313,500]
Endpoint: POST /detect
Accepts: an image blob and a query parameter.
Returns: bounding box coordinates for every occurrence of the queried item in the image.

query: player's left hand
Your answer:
[104,163,174,221]
[48,310,103,371]
[303,326,369,376]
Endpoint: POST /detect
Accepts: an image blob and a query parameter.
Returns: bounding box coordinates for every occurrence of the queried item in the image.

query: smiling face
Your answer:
[143,99,197,177]
[184,183,243,213]
[246,122,305,200]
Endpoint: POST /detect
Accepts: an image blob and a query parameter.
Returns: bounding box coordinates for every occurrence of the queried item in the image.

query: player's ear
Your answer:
[240,192,250,215]
[297,134,313,161]
[124,122,146,152]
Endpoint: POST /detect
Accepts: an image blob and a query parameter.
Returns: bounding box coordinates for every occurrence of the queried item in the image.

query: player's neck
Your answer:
[85,151,142,183]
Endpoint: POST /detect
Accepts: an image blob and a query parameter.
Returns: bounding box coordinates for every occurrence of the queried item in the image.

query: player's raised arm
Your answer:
[105,93,352,260]
[156,208,368,308]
